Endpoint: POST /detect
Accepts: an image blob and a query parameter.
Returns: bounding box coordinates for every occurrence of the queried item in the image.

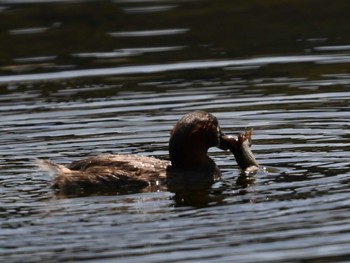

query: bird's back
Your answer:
[38,154,169,196]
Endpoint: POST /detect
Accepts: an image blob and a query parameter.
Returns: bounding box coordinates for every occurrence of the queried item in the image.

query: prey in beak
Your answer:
[219,129,259,172]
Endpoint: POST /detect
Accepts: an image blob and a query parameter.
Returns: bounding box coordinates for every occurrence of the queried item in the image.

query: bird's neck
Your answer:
[169,139,216,173]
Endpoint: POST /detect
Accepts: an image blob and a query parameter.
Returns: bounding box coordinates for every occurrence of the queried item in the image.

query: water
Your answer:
[1,0,350,262]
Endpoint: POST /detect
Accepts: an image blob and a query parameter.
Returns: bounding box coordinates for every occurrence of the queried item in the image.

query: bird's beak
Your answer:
[218,132,237,150]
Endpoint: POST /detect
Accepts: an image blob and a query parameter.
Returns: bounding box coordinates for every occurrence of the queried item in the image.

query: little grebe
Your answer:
[38,111,258,195]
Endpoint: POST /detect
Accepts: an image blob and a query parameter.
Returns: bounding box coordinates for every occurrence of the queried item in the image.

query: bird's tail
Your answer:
[36,159,71,177]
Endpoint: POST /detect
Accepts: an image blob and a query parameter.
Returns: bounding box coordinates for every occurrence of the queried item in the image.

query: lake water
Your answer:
[1,0,350,262]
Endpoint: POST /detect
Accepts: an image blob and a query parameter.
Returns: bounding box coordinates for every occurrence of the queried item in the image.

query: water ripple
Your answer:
[108,28,189,37]
[122,5,177,13]
[1,1,350,262]
[1,54,350,83]
[72,46,185,59]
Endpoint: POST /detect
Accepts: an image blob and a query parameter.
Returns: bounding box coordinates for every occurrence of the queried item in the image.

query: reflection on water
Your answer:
[108,28,189,37]
[1,0,350,262]
[3,54,350,82]
[122,5,177,14]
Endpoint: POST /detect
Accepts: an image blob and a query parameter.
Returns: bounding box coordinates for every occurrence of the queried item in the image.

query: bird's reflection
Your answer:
[170,169,260,207]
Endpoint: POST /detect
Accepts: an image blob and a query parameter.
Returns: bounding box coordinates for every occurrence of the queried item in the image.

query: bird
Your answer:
[37,110,258,195]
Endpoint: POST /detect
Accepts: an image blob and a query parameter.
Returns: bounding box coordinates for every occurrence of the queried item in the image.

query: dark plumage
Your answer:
[37,111,258,195]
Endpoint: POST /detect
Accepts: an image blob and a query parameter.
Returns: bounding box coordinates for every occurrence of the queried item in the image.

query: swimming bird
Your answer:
[37,110,258,195]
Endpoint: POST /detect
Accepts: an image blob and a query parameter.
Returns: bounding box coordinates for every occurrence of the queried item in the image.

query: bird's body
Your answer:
[37,111,259,196]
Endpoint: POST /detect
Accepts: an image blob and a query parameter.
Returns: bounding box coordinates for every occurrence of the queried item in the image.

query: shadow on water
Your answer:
[171,178,254,208]
[48,172,259,208]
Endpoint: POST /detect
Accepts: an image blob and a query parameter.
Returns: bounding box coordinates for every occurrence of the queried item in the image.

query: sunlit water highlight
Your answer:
[1,54,350,83]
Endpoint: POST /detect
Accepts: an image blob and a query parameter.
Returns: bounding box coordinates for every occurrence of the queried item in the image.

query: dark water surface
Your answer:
[1,0,350,262]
